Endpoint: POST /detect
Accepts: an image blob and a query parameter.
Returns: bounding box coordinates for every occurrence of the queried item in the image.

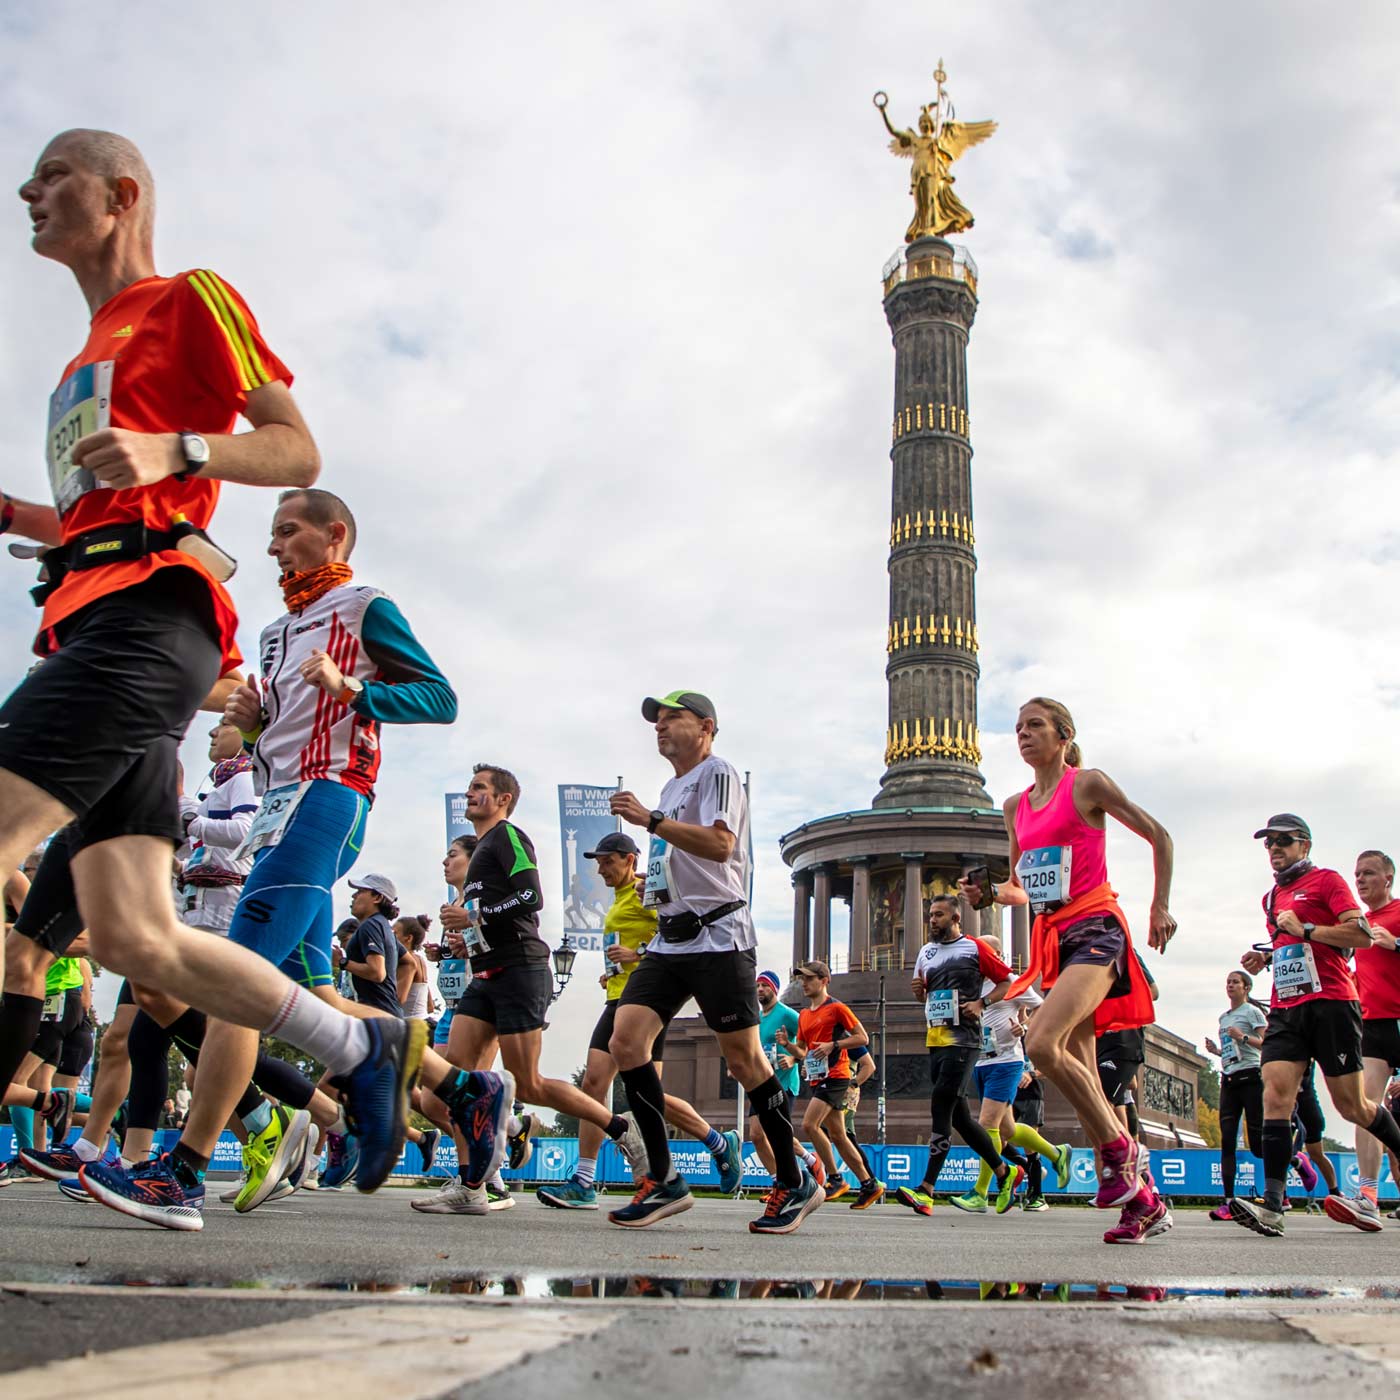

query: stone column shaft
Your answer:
[792,872,812,969]
[813,865,833,964]
[850,859,872,972]
[901,854,924,967]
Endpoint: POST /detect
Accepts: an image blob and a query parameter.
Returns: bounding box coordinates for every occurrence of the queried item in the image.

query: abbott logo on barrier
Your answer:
[1158,1156,1186,1184]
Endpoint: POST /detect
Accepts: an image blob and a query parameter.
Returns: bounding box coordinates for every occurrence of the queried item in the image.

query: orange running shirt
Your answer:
[797,998,862,1081]
[39,270,292,665]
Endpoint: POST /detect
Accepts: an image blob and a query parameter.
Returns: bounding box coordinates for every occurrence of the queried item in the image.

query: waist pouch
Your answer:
[656,900,746,944]
[31,520,236,606]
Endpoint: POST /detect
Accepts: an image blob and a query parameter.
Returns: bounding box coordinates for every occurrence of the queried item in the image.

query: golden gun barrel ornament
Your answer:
[874,60,996,241]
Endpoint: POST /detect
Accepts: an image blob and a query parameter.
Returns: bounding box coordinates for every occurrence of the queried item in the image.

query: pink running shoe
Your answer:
[1094,1136,1144,1209]
[1208,1201,1234,1221]
[1292,1152,1319,1193]
[1104,1190,1173,1244]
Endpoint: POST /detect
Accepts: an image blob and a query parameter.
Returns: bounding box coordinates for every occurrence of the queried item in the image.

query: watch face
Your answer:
[183,433,210,464]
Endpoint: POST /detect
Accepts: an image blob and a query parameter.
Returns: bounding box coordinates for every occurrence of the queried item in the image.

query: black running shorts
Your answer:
[588,999,667,1061]
[1262,999,1365,1080]
[12,825,85,956]
[32,986,85,1066]
[616,946,760,1033]
[0,571,221,852]
[454,962,552,1036]
[808,1076,852,1110]
[1362,1016,1400,1071]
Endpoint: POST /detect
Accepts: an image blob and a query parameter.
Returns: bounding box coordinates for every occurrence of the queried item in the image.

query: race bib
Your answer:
[981,1020,995,1055]
[1017,845,1072,912]
[603,930,620,958]
[1220,1032,1241,1067]
[238,782,310,858]
[47,360,114,514]
[437,958,469,1003]
[459,898,489,955]
[1273,942,1322,999]
[803,1051,829,1082]
[925,987,960,1028]
[41,993,64,1021]
[643,835,674,909]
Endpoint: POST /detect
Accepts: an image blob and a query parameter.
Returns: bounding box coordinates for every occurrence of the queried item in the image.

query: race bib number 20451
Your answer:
[47,360,114,514]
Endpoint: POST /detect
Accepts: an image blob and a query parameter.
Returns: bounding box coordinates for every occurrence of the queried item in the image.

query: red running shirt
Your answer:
[1355,899,1400,1020]
[40,270,292,667]
[1262,866,1360,1008]
[797,999,862,1081]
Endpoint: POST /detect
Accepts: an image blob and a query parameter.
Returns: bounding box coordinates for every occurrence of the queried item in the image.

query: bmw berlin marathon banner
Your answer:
[444,791,473,846]
[558,784,620,952]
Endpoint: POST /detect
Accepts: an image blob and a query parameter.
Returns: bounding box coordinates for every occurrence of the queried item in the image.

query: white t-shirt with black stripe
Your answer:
[648,753,754,956]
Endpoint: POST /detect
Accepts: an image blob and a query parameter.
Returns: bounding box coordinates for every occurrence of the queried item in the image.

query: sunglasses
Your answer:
[1263,834,1302,849]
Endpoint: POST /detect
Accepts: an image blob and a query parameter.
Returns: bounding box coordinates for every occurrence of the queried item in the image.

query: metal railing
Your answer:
[882,242,979,298]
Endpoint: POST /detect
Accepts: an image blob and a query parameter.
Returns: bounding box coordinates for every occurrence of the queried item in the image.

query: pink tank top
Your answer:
[1013,768,1108,906]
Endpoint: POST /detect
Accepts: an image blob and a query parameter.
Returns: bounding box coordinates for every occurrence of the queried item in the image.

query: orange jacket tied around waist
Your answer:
[1004,881,1155,1035]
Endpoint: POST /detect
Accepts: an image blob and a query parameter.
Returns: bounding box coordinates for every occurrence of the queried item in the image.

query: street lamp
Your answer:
[551,937,577,1002]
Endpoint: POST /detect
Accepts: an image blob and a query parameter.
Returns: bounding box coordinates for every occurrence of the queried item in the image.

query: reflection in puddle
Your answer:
[60,1275,1400,1303]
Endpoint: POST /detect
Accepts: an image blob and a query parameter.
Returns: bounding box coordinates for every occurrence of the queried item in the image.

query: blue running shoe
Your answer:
[57,1175,98,1204]
[319,1132,361,1190]
[536,1176,599,1210]
[80,1154,204,1231]
[749,1166,823,1235]
[20,1142,114,1183]
[446,1069,515,1189]
[716,1130,743,1195]
[607,1174,693,1228]
[332,1017,426,1193]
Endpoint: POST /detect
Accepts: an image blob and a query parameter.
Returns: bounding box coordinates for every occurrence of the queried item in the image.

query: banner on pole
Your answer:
[444,792,472,846]
[558,784,619,951]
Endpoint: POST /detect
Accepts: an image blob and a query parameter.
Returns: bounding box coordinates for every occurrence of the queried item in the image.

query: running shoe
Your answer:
[42,1087,74,1145]
[850,1175,886,1210]
[1103,1191,1172,1244]
[319,1132,360,1190]
[748,1167,822,1235]
[234,1106,312,1213]
[894,1185,935,1216]
[417,1127,442,1176]
[57,1175,98,1203]
[265,1177,297,1204]
[486,1183,514,1211]
[80,1154,204,1232]
[284,1126,319,1194]
[1022,1196,1049,1212]
[220,1176,248,1203]
[1230,1195,1284,1237]
[1323,1193,1383,1233]
[1291,1151,1319,1193]
[716,1130,743,1194]
[608,1174,694,1228]
[332,1016,426,1193]
[507,1114,535,1171]
[411,1180,489,1214]
[612,1112,647,1179]
[447,1069,515,1189]
[19,1142,110,1182]
[0,1157,35,1184]
[1208,1201,1234,1222]
[1054,1142,1073,1191]
[823,1178,852,1203]
[1093,1135,1144,1209]
[950,1191,988,1214]
[805,1155,827,1190]
[995,1164,1025,1215]
[536,1176,599,1210]
[1389,1205,1400,1221]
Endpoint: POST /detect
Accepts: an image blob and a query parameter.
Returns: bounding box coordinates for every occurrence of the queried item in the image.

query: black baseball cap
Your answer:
[584,832,641,860]
[1253,813,1312,840]
[642,690,718,732]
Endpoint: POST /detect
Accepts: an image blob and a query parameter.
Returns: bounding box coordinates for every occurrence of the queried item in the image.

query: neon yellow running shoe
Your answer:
[995,1163,1025,1214]
[950,1191,988,1213]
[894,1185,935,1217]
[233,1106,311,1213]
[1054,1143,1073,1191]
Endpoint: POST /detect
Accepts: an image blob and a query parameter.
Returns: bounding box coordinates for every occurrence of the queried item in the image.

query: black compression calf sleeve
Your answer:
[1365,1106,1400,1157]
[952,1097,1004,1172]
[125,1010,173,1131]
[253,1051,317,1110]
[1126,1101,1141,1141]
[0,994,45,1087]
[1261,1117,1293,1210]
[749,1074,800,1189]
[618,1062,672,1182]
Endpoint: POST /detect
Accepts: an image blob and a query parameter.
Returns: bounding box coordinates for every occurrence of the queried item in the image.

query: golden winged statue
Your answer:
[875,62,996,241]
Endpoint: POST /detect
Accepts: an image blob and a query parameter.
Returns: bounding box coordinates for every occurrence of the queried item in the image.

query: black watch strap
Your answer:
[647,809,664,834]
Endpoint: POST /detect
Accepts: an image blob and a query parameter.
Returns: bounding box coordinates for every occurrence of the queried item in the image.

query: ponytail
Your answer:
[1024,696,1081,767]
[1232,967,1269,1012]
[395,914,430,951]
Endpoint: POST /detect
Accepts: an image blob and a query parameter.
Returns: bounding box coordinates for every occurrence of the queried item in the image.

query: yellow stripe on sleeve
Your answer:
[187,271,256,392]
[198,270,271,387]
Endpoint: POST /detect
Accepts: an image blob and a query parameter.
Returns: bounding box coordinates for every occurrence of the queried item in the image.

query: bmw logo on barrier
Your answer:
[542,1147,566,1171]
[1070,1150,1097,1186]
[1343,1159,1360,1190]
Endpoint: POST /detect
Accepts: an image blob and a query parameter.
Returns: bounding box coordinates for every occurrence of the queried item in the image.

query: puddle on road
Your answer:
[30,1275,1400,1303]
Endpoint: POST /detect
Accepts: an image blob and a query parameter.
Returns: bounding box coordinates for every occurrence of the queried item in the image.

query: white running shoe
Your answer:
[614,1112,647,1178]
[411,1180,488,1215]
[219,1176,248,1204]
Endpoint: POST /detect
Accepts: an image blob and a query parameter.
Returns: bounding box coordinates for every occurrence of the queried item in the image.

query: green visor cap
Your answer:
[641,690,718,731]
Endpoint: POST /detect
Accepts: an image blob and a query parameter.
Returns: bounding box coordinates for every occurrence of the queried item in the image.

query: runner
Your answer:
[1234,814,1400,1236]
[839,1034,878,1187]
[1203,970,1267,1220]
[394,913,445,1176]
[1288,1062,1338,1202]
[1013,1061,1050,1209]
[786,960,884,1208]
[412,764,644,1216]
[950,966,1071,1214]
[960,697,1174,1245]
[0,132,434,1214]
[746,970,826,1193]
[536,832,744,1209]
[890,898,1020,1217]
[606,691,821,1233]
[1346,849,1400,1223]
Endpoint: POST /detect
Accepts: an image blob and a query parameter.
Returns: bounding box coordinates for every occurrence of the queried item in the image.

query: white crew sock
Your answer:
[507,1114,522,1137]
[73,1136,102,1163]
[265,986,371,1076]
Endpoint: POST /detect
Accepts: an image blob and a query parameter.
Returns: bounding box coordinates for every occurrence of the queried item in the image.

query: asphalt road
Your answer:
[4,1179,1400,1396]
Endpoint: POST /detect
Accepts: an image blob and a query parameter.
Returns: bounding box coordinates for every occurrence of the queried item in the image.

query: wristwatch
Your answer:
[176,432,210,480]
[337,676,364,706]
[647,809,665,834]
[1301,923,1316,942]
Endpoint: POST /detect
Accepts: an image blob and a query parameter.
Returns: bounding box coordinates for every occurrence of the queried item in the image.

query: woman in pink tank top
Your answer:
[959,696,1177,1245]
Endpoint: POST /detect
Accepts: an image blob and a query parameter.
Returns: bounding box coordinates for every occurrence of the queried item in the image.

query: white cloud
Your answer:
[4,2,1400,1142]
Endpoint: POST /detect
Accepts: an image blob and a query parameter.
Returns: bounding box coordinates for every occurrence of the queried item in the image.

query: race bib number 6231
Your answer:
[47,360,113,514]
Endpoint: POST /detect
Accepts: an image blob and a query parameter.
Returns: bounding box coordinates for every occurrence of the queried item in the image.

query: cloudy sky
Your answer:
[2,3,1397,1143]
